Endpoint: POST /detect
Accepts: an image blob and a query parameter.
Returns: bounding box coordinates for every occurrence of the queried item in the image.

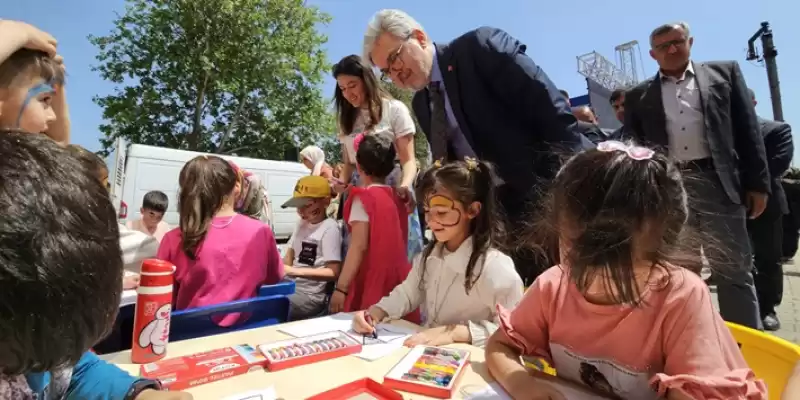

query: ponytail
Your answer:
[177,156,238,259]
[567,216,642,305]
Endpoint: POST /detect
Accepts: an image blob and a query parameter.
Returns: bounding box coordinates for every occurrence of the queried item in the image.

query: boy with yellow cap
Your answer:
[281,175,343,320]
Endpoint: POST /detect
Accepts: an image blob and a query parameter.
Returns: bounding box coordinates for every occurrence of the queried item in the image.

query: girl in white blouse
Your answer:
[352,159,524,348]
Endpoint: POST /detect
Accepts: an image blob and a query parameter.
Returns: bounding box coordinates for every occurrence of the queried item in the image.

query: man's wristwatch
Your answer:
[124,378,162,400]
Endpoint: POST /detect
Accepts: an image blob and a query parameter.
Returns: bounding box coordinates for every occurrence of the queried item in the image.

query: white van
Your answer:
[113,143,306,241]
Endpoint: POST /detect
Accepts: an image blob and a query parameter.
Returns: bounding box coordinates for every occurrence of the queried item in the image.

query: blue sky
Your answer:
[5,0,799,159]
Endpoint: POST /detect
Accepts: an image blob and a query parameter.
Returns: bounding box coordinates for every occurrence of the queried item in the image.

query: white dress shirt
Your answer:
[374,237,523,347]
[660,62,711,161]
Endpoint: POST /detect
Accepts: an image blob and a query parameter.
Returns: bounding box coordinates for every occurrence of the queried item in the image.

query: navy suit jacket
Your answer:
[411,27,593,209]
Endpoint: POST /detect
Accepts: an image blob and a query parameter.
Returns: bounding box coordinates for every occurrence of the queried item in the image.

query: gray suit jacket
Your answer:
[623,61,770,204]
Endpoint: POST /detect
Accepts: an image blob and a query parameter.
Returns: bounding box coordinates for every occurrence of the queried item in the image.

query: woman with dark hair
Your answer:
[332,54,423,261]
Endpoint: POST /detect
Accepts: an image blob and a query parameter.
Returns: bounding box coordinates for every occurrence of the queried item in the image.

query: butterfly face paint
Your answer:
[423,194,462,227]
[15,82,55,128]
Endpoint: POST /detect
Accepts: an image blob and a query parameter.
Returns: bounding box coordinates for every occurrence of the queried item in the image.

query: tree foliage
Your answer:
[381,82,430,167]
[89,0,333,158]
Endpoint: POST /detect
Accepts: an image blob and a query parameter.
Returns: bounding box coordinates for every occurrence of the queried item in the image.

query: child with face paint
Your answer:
[351,158,524,348]
[281,175,343,320]
[329,133,420,324]
[0,20,70,144]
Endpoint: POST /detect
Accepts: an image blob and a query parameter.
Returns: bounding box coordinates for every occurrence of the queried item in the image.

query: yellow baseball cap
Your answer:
[281,175,331,208]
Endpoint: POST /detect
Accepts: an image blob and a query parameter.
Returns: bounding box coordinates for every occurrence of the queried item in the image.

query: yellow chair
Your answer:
[522,323,800,399]
[726,322,800,400]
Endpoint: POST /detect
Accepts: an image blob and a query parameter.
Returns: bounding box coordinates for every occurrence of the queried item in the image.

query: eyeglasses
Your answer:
[380,35,412,82]
[653,38,688,52]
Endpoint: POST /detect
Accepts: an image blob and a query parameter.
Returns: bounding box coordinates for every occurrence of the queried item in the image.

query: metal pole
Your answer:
[760,22,784,122]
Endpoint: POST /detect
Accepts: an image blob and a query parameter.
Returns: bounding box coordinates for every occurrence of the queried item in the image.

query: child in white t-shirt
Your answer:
[281,175,343,320]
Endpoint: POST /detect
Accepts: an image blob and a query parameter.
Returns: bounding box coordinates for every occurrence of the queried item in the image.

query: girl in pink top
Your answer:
[157,155,283,327]
[486,141,767,400]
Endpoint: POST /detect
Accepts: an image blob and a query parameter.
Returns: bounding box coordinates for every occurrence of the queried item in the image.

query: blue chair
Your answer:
[170,295,290,342]
[258,280,296,297]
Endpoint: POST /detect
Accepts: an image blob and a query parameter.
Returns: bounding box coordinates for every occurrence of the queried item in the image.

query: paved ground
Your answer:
[708,260,800,344]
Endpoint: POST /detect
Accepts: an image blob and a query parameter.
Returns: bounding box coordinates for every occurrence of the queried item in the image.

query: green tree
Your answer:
[381,82,430,167]
[89,0,332,158]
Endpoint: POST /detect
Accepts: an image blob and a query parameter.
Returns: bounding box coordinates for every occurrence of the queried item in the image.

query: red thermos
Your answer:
[131,258,175,364]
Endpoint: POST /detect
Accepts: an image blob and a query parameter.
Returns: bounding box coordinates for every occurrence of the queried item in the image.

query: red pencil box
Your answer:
[306,378,403,400]
[383,345,470,399]
[257,331,362,372]
[139,344,267,391]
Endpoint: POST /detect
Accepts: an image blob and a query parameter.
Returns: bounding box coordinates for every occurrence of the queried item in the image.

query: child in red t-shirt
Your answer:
[329,133,420,324]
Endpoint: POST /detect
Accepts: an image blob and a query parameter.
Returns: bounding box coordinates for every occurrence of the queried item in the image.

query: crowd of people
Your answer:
[0,9,797,400]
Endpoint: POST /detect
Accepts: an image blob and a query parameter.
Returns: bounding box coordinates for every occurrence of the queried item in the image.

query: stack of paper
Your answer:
[278,313,415,361]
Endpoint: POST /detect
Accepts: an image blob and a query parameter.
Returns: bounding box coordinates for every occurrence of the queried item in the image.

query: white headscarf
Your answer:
[300,145,325,176]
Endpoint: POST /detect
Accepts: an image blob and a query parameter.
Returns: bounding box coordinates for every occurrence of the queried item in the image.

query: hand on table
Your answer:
[329,290,346,313]
[352,310,377,335]
[403,325,455,347]
[123,274,140,290]
[0,20,58,57]
[135,389,193,400]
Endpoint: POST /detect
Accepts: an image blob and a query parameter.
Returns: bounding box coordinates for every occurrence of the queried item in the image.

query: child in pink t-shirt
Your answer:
[486,141,767,400]
[157,155,283,326]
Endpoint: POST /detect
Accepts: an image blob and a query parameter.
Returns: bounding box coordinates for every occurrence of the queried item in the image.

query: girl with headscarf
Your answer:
[300,145,334,180]
[228,161,273,230]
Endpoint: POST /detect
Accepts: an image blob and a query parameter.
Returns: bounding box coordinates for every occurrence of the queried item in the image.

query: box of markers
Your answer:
[139,344,267,390]
[257,330,362,372]
[383,345,470,399]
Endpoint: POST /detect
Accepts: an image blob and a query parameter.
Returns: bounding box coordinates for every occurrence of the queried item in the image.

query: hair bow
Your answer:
[596,140,655,161]
[464,157,478,170]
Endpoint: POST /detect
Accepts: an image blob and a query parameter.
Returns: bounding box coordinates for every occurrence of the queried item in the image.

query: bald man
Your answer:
[572,106,613,144]
[572,106,597,124]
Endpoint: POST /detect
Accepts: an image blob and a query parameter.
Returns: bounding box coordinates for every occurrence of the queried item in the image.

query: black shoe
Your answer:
[763,313,781,331]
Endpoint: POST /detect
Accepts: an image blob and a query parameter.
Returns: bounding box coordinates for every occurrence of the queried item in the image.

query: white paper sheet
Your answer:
[464,381,609,400]
[278,313,353,337]
[222,387,277,400]
[278,314,415,361]
[463,382,512,400]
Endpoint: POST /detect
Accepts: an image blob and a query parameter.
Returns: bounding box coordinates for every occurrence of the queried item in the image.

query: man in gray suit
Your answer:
[624,22,770,329]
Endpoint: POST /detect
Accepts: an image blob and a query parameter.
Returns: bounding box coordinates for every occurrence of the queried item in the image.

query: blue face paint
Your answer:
[15,82,55,128]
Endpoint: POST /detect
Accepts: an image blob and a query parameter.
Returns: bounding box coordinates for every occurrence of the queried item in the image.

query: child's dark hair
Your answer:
[143,190,169,213]
[525,143,703,305]
[0,132,121,374]
[65,144,108,182]
[415,160,506,294]
[356,134,395,179]
[0,49,65,89]
[178,155,237,259]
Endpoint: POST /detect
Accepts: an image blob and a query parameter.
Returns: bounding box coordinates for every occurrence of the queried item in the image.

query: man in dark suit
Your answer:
[747,89,793,331]
[573,106,613,144]
[608,88,628,140]
[624,22,770,329]
[362,9,593,284]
